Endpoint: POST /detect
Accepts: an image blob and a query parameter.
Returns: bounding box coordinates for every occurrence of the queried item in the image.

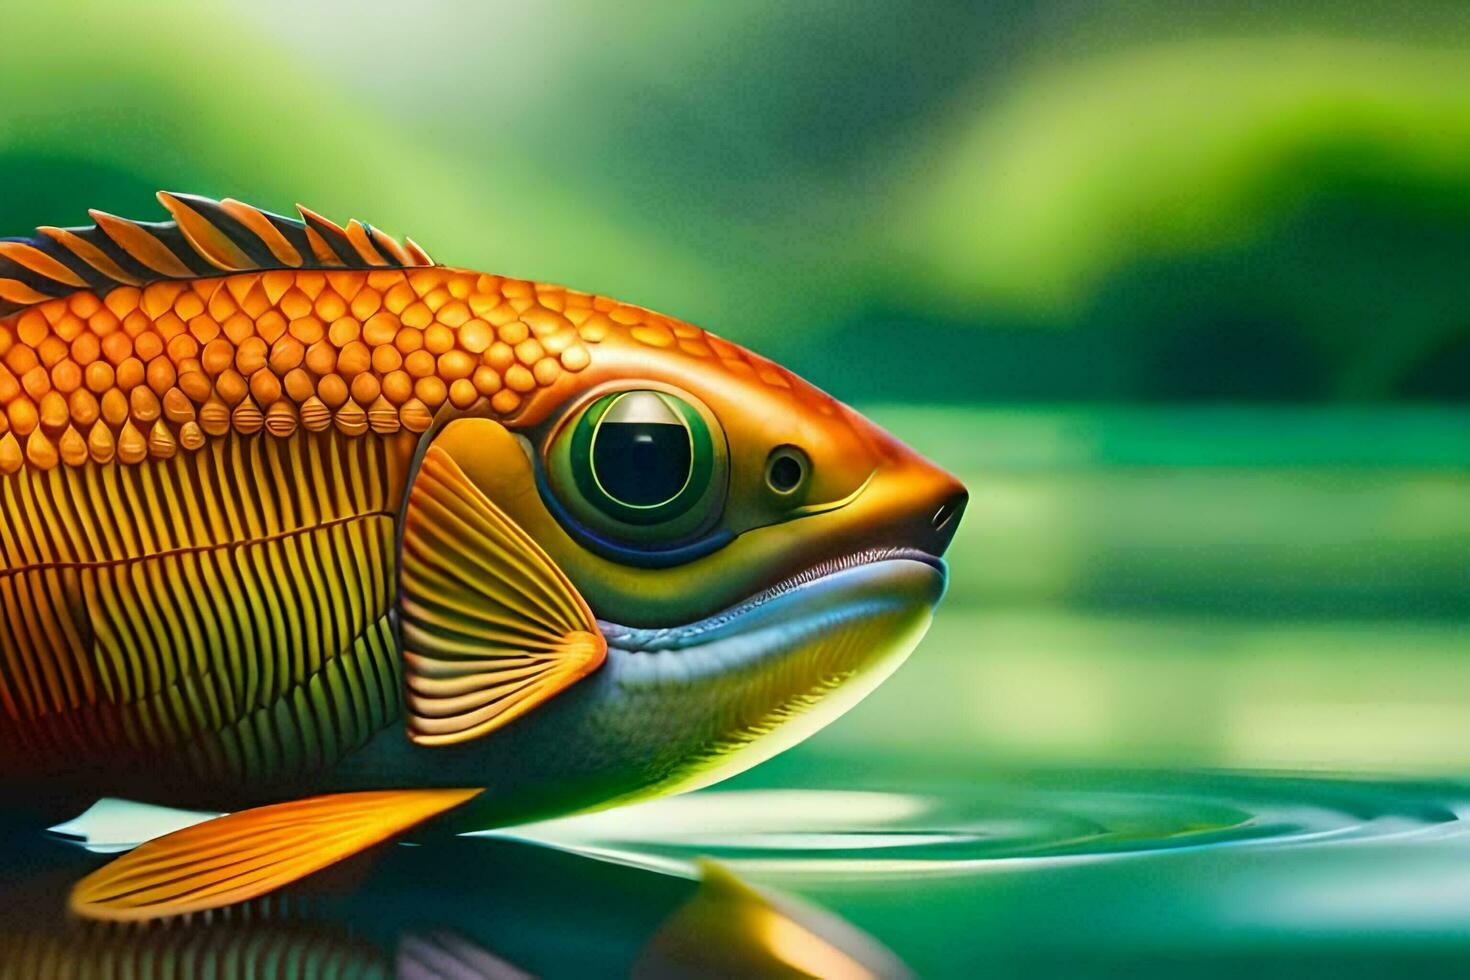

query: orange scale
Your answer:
[240,283,272,318]
[366,269,404,291]
[70,332,101,366]
[140,281,187,320]
[256,310,288,344]
[151,311,185,340]
[457,319,492,354]
[350,287,382,320]
[315,289,348,322]
[173,291,205,321]
[87,309,121,337]
[384,281,415,314]
[382,369,413,404]
[325,270,366,299]
[400,302,433,329]
[403,349,435,379]
[67,291,102,318]
[560,346,591,372]
[37,336,68,368]
[414,375,447,408]
[423,324,454,355]
[504,364,535,393]
[51,359,82,394]
[436,300,470,328]
[207,282,238,321]
[448,378,478,408]
[279,288,313,320]
[100,332,132,367]
[53,313,86,342]
[372,345,402,374]
[16,310,48,347]
[328,316,362,347]
[490,389,520,415]
[288,316,325,344]
[103,287,141,318]
[84,362,113,393]
[364,311,399,347]
[407,268,447,294]
[446,274,473,300]
[187,315,220,344]
[134,333,165,362]
[500,278,533,300]
[295,271,326,300]
[201,339,235,376]
[20,365,50,400]
[122,310,152,338]
[222,311,255,344]
[166,334,200,363]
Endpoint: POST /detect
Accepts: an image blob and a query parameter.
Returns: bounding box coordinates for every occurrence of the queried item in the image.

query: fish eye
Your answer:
[590,391,694,513]
[546,388,727,546]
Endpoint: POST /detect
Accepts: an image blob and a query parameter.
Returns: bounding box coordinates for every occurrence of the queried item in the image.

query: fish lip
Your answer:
[600,547,947,651]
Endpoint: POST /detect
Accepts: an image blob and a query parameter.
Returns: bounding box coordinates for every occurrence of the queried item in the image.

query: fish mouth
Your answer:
[590,548,946,799]
[599,547,947,650]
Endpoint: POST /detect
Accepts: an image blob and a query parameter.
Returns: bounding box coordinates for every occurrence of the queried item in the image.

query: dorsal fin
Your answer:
[0,192,434,319]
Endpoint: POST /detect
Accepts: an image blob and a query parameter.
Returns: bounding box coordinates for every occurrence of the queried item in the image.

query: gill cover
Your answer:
[399,419,606,746]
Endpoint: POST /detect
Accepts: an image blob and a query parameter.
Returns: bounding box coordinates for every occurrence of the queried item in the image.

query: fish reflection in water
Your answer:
[0,821,909,979]
[11,771,1470,977]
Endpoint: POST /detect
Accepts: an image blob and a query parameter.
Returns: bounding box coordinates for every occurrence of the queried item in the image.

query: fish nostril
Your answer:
[931,491,966,533]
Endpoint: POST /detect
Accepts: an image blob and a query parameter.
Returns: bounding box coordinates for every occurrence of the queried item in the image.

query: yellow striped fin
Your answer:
[399,422,606,746]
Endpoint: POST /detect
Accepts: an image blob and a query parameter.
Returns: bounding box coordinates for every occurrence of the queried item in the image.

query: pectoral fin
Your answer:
[399,440,607,747]
[69,788,480,921]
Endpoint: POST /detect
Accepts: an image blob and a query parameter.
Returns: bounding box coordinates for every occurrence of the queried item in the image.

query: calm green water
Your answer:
[2,407,1466,977]
[512,768,1470,977]
[8,771,1470,977]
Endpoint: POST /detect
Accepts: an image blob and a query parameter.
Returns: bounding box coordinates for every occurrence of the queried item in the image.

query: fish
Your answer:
[0,192,966,920]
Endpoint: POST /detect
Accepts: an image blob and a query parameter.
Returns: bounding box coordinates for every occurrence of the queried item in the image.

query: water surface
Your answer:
[9,767,1470,977]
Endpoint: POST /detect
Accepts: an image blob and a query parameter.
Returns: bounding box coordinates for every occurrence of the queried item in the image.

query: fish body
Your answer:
[0,194,965,918]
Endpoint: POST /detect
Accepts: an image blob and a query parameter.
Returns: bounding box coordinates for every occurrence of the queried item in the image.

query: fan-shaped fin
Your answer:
[399,443,607,746]
[69,788,481,921]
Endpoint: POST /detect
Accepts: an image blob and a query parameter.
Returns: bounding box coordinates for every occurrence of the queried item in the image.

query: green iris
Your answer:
[549,389,725,544]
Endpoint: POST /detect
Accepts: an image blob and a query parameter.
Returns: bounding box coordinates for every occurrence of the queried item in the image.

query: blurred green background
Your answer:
[5,1,1467,776]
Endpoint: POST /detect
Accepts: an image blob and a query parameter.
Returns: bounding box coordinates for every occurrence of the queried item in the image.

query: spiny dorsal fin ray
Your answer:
[0,192,434,318]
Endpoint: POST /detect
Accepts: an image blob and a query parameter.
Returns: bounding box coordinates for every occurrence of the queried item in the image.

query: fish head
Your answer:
[411,291,966,813]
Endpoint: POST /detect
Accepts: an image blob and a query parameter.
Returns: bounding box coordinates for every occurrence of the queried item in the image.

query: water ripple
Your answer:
[489,771,1470,880]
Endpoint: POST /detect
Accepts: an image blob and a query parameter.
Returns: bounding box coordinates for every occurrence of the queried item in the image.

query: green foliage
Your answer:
[7,3,1470,400]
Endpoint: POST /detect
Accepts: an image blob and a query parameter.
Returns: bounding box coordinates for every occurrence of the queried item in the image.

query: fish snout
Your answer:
[835,407,968,560]
[873,454,968,559]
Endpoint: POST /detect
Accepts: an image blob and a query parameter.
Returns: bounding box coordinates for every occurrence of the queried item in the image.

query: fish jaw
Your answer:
[593,552,947,801]
[396,551,945,830]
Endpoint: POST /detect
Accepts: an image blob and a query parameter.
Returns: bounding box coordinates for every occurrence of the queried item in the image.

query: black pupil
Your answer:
[769,454,803,492]
[593,419,690,506]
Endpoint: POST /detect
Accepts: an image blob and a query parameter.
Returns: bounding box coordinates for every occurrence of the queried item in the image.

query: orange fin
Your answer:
[0,193,432,318]
[399,442,607,747]
[69,788,480,922]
